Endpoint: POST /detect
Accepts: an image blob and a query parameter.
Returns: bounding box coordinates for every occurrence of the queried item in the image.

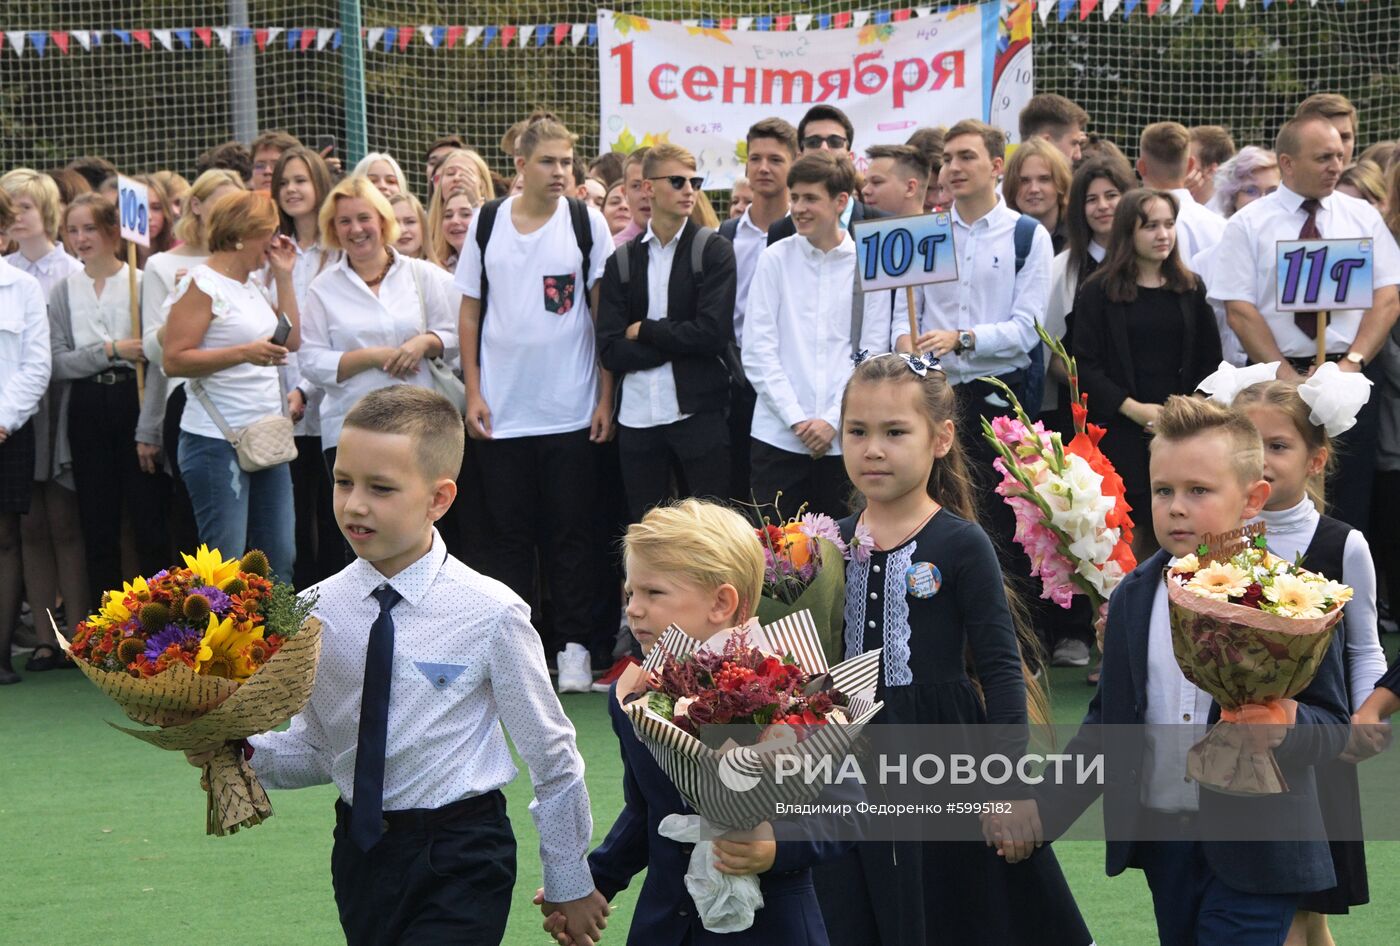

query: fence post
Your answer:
[340,0,369,165]
[228,0,257,144]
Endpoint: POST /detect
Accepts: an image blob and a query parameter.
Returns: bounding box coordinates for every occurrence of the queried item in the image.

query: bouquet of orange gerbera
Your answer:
[58,545,320,835]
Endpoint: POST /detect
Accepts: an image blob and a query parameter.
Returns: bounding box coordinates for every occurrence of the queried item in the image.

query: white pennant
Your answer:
[153,29,174,51]
[365,27,384,49]
[7,32,25,56]
[737,17,754,31]
[267,27,284,46]
[794,14,814,30]
[74,30,94,51]
[213,27,232,48]
[1170,0,1184,13]
[464,26,484,47]
[1104,0,1122,18]
[518,25,533,47]
[316,28,335,50]
[418,26,436,47]
[853,11,872,28]
[681,19,699,27]
[571,23,587,46]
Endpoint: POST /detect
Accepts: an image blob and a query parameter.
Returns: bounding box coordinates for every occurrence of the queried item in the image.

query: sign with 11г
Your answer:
[853,212,959,294]
[117,175,151,249]
[1274,238,1373,312]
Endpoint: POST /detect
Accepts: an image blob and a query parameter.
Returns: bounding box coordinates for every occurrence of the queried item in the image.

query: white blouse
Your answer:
[68,264,142,359]
[170,265,282,440]
[300,251,458,450]
[0,258,51,433]
[5,243,81,301]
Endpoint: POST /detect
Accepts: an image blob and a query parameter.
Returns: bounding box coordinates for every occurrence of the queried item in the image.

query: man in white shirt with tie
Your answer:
[742,152,891,518]
[1136,122,1226,263]
[1212,114,1400,530]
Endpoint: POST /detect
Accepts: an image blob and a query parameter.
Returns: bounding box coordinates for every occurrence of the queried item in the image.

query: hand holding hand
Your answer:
[981,799,1043,863]
[1340,711,1393,764]
[115,338,147,363]
[383,336,433,378]
[714,821,777,876]
[540,890,610,946]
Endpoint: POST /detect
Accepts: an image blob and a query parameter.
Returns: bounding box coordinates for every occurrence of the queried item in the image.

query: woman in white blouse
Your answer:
[163,191,301,582]
[0,188,52,685]
[1,168,88,673]
[300,175,457,465]
[49,193,169,601]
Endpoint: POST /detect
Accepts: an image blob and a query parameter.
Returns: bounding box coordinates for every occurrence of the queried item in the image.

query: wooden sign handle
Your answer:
[905,285,919,352]
[1315,310,1328,370]
[128,242,143,406]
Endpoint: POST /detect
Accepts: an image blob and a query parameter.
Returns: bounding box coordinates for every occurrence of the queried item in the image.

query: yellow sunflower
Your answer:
[94,590,132,627]
[1263,573,1326,619]
[194,613,264,681]
[181,544,243,591]
[1186,562,1251,601]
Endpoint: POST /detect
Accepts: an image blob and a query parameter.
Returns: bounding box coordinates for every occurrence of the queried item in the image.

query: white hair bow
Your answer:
[1196,361,1281,405]
[1298,362,1373,437]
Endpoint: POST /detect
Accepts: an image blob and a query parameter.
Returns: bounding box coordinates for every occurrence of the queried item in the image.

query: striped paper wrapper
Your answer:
[617,609,883,831]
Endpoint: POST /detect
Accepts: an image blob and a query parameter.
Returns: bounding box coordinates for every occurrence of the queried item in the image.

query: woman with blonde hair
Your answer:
[352,151,408,198]
[1337,159,1387,211]
[135,173,175,268]
[433,148,497,202]
[427,182,482,270]
[390,192,429,260]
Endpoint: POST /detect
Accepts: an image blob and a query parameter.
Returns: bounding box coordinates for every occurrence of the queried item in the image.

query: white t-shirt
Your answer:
[173,265,282,440]
[454,197,614,439]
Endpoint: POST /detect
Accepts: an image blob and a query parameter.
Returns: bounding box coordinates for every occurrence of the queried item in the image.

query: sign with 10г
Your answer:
[1274,238,1372,312]
[853,212,959,293]
[117,175,151,249]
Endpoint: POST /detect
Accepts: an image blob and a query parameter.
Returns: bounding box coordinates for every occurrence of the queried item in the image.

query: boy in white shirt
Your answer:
[455,118,616,693]
[742,152,892,518]
[1136,122,1226,262]
[239,386,609,946]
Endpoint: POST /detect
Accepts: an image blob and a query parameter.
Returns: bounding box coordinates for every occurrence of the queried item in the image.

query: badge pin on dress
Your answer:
[905,562,942,598]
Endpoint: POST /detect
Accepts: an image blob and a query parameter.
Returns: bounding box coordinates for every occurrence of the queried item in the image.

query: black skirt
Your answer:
[0,420,36,513]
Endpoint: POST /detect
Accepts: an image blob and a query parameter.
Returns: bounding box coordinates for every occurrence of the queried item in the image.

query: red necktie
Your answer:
[1294,198,1321,339]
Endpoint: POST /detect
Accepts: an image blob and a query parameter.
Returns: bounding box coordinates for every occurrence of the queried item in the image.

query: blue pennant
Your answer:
[175,28,193,49]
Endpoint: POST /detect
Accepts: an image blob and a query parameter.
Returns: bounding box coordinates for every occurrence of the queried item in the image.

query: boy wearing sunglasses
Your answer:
[766,104,887,246]
[596,143,738,523]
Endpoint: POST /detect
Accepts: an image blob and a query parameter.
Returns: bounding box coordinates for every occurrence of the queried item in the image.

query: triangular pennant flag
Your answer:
[381,27,397,50]
[534,25,550,47]
[853,11,872,28]
[332,29,342,50]
[132,30,152,50]
[1215,0,1228,12]
[432,26,448,47]
[1039,0,1057,21]
[300,28,317,51]
[553,23,569,46]
[1126,0,1141,17]
[719,18,736,30]
[316,28,334,50]
[366,27,384,49]
[466,26,485,47]
[195,27,212,47]
[1080,0,1100,20]
[51,31,70,55]
[418,26,436,47]
[570,23,587,46]
[833,12,853,29]
[737,17,754,31]
[175,28,193,49]
[892,9,913,22]
[915,6,934,17]
[1104,0,1122,18]
[1147,0,1165,14]
[234,27,253,47]
[873,11,891,24]
[775,14,794,30]
[286,29,297,50]
[112,29,132,45]
[213,27,231,48]
[396,26,412,51]
[153,29,173,51]
[755,16,773,30]
[500,25,518,48]
[1261,0,1273,9]
[28,32,46,57]
[682,19,700,27]
[587,23,597,45]
[267,27,284,47]
[1059,0,1076,19]
[74,30,94,51]
[253,29,270,51]
[795,14,814,30]
[482,26,499,47]
[7,31,25,55]
[447,25,465,48]
[1172,0,1186,13]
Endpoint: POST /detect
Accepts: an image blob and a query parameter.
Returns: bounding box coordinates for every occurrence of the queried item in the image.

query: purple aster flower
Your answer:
[144,623,201,661]
[191,585,233,614]
[150,569,170,581]
[799,512,847,557]
[847,521,875,565]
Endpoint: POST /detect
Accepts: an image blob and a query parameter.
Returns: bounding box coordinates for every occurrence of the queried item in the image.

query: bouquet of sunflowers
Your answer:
[1167,523,1350,795]
[58,545,321,834]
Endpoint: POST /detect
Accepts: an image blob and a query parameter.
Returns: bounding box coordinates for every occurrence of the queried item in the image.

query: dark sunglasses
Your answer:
[649,175,705,191]
[802,134,849,151]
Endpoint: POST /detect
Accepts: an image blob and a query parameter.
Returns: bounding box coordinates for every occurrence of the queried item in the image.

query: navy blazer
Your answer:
[589,686,852,945]
[1039,549,1350,895]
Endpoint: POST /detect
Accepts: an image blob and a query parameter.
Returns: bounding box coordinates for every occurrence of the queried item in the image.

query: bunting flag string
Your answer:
[0,2,1359,56]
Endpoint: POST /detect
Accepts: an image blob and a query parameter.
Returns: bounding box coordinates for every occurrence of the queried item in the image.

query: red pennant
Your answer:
[553,23,570,46]
[774,15,793,31]
[300,28,316,51]
[1215,0,1228,10]
[833,12,853,28]
[892,8,913,21]
[500,25,517,48]
[446,25,465,48]
[397,26,412,51]
[132,29,152,49]
[719,18,736,30]
[1078,0,1099,20]
[195,27,212,47]
[253,28,270,51]
[1147,0,1164,14]
[51,30,70,54]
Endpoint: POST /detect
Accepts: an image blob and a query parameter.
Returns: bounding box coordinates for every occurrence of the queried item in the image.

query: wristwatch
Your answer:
[1344,351,1366,368]
[955,330,975,355]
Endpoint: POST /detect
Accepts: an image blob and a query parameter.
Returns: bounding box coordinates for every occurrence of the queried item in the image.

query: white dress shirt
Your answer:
[5,243,81,300]
[300,252,459,451]
[1251,498,1385,711]
[1168,188,1227,263]
[1191,245,1247,367]
[742,231,892,456]
[1209,183,1400,358]
[896,198,1054,386]
[263,244,339,439]
[618,222,689,429]
[0,258,51,433]
[249,530,596,902]
[1141,556,1214,812]
[67,264,142,358]
[730,208,770,346]
[1041,242,1106,411]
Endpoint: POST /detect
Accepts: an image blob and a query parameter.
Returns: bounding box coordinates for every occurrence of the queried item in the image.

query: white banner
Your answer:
[598,4,1033,188]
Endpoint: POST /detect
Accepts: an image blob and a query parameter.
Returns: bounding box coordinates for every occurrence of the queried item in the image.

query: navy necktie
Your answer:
[350,584,403,852]
[1294,198,1322,339]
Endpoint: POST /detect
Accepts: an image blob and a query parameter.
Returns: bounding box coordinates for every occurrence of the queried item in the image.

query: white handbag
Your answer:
[409,261,467,414]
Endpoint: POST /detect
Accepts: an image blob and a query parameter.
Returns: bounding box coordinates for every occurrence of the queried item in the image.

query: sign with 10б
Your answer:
[853,212,959,293]
[117,175,151,249]
[1274,238,1372,312]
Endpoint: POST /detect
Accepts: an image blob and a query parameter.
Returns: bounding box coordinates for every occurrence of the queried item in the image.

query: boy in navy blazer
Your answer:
[987,395,1349,946]
[539,499,852,945]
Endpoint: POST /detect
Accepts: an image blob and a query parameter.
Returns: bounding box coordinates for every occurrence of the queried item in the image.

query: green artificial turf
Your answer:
[2,655,1395,944]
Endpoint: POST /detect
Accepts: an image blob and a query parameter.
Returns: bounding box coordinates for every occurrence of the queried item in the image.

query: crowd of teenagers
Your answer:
[2,90,1400,946]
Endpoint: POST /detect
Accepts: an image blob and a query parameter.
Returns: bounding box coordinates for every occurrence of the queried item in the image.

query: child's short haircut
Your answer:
[1018,93,1090,140]
[642,143,697,178]
[623,500,764,621]
[517,118,577,159]
[0,168,63,239]
[787,151,858,198]
[865,144,932,187]
[1189,125,1236,168]
[342,386,465,481]
[1150,395,1263,483]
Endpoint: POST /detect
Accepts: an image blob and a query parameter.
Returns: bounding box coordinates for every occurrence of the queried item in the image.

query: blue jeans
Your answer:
[178,431,295,583]
[1140,840,1298,946]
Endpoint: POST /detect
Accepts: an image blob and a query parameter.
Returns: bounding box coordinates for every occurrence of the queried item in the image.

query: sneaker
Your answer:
[556,642,593,694]
[591,655,641,693]
[1051,638,1091,667]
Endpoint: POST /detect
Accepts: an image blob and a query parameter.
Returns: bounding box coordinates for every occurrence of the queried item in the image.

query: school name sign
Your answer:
[598,4,1033,188]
